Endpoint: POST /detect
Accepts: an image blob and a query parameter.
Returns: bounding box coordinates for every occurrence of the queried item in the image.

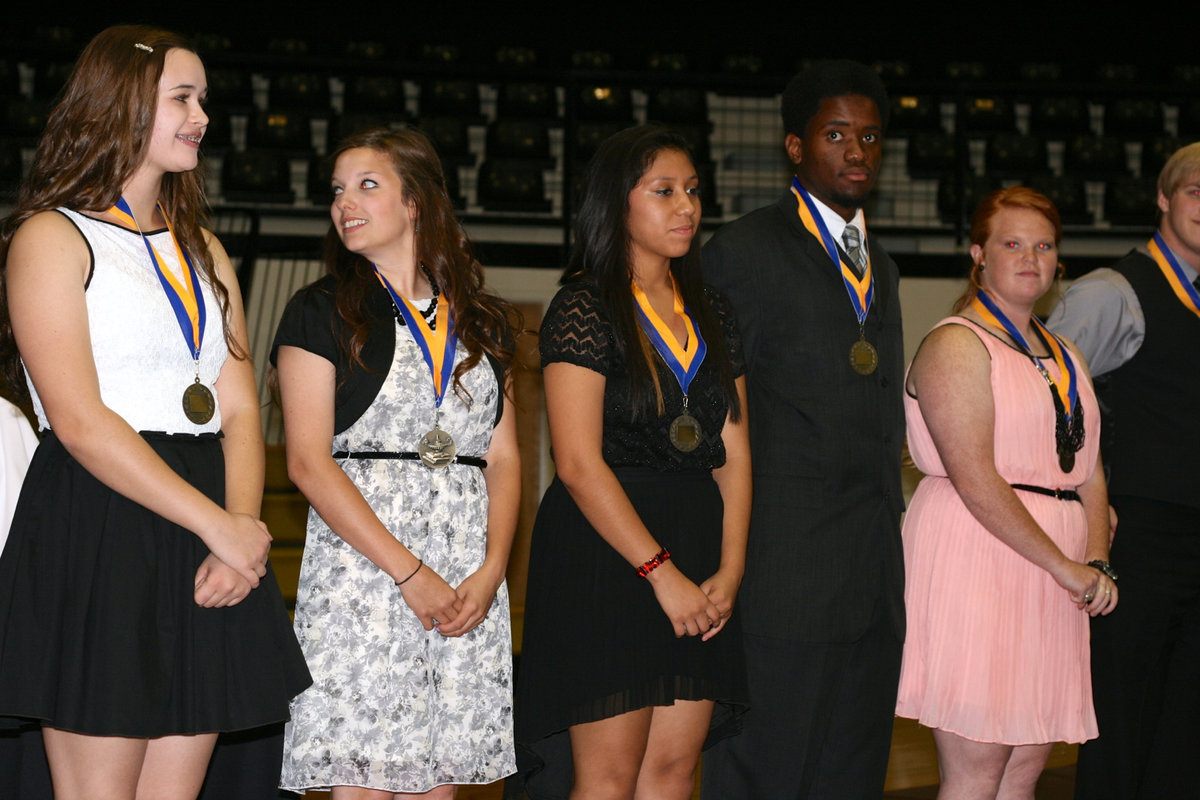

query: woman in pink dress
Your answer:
[895,187,1118,799]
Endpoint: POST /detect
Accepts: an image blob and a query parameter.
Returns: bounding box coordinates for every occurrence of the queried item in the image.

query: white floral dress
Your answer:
[279,316,514,793]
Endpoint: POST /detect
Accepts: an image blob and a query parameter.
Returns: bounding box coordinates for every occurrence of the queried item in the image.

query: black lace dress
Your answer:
[510,282,748,797]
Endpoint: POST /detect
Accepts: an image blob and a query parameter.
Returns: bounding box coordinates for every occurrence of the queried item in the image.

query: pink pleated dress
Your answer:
[895,316,1101,745]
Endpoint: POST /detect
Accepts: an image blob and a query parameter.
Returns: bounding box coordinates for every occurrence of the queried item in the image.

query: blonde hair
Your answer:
[1157,141,1200,198]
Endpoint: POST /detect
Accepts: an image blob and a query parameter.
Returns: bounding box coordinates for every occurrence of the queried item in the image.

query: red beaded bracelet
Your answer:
[636,547,671,578]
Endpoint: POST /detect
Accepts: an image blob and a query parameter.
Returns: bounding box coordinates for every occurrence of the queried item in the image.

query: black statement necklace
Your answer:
[391,263,440,329]
[1029,324,1085,472]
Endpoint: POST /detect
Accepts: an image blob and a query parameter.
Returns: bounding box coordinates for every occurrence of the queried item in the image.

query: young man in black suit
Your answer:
[700,60,905,800]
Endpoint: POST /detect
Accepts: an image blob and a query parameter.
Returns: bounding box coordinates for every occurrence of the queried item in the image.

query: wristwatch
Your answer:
[1087,559,1118,581]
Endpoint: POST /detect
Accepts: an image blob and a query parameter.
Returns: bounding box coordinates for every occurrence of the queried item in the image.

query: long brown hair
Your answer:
[952,185,1064,313]
[325,128,519,395]
[0,24,239,397]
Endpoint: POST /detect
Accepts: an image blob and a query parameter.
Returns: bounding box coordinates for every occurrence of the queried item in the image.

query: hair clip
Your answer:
[134,42,154,53]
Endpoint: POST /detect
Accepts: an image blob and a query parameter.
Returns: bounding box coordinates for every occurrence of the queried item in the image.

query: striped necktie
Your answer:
[842,224,866,276]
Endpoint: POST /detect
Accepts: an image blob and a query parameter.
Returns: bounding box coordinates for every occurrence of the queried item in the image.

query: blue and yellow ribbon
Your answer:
[972,291,1078,422]
[1148,232,1200,320]
[109,197,205,361]
[375,267,456,406]
[790,176,874,325]
[632,279,706,396]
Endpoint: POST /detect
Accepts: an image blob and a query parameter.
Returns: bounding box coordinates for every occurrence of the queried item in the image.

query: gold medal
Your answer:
[630,280,709,453]
[791,179,878,372]
[182,379,215,424]
[418,426,457,469]
[669,413,703,453]
[850,338,878,375]
[110,198,213,426]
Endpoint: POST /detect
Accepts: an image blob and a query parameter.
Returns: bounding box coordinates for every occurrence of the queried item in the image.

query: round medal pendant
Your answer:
[418,427,457,468]
[849,339,878,375]
[669,413,703,453]
[182,381,215,424]
[1058,449,1076,473]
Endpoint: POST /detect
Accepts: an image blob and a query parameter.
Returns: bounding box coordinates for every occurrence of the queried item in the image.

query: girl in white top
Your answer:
[0,24,308,800]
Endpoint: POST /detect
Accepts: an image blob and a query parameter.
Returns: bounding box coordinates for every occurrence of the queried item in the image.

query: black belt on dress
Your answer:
[333,450,487,469]
[1011,483,1081,502]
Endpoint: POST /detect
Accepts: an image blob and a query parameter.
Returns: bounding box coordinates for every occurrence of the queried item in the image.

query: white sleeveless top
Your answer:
[25,209,229,434]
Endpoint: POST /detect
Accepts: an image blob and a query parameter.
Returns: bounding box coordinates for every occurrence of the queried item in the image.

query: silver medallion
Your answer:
[418,427,457,468]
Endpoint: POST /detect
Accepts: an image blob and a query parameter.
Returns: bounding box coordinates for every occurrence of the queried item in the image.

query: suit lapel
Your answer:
[777,192,846,291]
[778,191,886,309]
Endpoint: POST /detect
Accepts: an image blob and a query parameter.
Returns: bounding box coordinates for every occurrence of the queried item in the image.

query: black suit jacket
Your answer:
[703,191,905,643]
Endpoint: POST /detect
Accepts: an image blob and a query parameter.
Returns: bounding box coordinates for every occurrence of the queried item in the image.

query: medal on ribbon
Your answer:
[790,177,877,374]
[375,267,459,468]
[1148,233,1200,320]
[971,291,1083,472]
[109,198,213,425]
[632,280,707,452]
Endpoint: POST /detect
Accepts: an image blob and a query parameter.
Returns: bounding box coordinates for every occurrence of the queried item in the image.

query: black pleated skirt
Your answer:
[0,431,311,737]
[510,468,747,798]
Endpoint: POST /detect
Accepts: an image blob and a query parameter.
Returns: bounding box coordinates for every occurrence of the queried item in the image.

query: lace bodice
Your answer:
[540,282,744,471]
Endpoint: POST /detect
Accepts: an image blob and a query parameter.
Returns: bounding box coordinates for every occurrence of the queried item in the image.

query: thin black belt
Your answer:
[333,450,487,468]
[1011,483,1080,502]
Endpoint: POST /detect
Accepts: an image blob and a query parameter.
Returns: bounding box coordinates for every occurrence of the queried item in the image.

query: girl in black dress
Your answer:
[514,125,750,799]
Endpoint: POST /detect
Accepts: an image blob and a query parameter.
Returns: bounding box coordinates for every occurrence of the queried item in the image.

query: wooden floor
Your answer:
[303,717,1079,799]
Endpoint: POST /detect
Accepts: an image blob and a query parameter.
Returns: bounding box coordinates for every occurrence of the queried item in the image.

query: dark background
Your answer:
[2,1,1170,78]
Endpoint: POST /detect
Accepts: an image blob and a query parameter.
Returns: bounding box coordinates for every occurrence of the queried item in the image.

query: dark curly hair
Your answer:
[781,60,890,138]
